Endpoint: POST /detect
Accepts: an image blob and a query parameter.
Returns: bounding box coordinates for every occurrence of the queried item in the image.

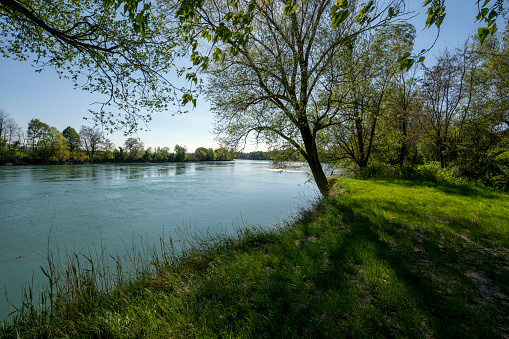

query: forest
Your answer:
[0,113,304,162]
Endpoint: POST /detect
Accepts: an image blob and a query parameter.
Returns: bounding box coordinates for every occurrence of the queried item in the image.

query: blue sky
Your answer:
[0,1,493,152]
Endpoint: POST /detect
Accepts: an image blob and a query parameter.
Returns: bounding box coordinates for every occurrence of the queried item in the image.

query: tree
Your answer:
[79,126,103,161]
[476,25,509,130]
[206,0,410,195]
[47,126,70,161]
[452,30,509,177]
[124,137,144,160]
[0,0,151,51]
[153,146,171,161]
[215,147,234,161]
[62,126,81,152]
[1,0,505,134]
[102,138,116,160]
[1,0,193,132]
[26,118,52,158]
[0,109,22,162]
[419,48,472,168]
[375,67,422,165]
[26,119,69,161]
[0,109,19,145]
[195,147,216,161]
[397,0,506,69]
[321,23,415,170]
[174,144,187,162]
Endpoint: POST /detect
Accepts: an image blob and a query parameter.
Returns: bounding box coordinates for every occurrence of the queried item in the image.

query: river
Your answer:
[0,160,317,320]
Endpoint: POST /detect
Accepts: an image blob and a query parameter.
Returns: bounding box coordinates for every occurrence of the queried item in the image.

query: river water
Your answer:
[0,160,317,320]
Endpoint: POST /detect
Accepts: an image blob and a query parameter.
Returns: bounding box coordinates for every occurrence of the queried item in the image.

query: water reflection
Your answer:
[175,163,187,175]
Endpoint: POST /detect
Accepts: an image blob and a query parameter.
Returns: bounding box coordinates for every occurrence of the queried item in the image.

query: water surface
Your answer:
[0,160,317,319]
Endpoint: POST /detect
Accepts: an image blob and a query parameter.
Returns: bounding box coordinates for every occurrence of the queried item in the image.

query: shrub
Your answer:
[476,149,509,191]
[359,162,467,185]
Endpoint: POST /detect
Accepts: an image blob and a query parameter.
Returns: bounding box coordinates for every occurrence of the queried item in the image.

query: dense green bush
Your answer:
[359,162,467,185]
[358,156,509,192]
[476,150,509,191]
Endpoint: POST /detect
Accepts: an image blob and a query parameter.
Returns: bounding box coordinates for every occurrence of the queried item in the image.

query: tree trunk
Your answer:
[300,125,329,196]
[308,148,329,196]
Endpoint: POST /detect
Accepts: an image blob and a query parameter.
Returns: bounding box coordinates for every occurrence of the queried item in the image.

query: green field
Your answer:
[2,178,509,338]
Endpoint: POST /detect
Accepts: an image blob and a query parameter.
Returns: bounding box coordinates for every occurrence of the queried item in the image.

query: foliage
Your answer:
[474,149,509,191]
[62,126,81,152]
[0,0,193,133]
[0,113,247,164]
[418,48,472,168]
[399,0,504,67]
[358,161,467,184]
[214,147,234,161]
[174,144,187,162]
[1,0,507,194]
[206,0,410,195]
[26,119,69,161]
[319,23,415,169]
[194,147,215,161]
[0,109,22,163]
[374,68,422,165]
[124,137,144,160]
[79,126,104,161]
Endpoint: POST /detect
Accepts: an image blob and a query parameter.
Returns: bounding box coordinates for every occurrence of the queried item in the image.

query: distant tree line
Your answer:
[0,113,299,165]
[235,150,304,161]
[0,115,241,164]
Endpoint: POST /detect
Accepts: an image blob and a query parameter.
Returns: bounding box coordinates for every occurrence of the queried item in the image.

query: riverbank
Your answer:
[2,178,508,338]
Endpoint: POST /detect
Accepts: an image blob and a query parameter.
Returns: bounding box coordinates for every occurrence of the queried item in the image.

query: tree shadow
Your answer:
[177,196,508,338]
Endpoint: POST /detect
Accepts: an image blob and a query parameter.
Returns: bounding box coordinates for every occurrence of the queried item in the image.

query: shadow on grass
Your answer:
[330,201,506,337]
[155,196,509,338]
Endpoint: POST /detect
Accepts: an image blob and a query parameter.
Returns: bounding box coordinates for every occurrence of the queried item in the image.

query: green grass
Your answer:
[2,178,508,338]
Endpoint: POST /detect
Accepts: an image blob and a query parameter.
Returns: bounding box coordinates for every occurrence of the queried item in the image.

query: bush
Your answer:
[476,149,509,191]
[359,162,467,185]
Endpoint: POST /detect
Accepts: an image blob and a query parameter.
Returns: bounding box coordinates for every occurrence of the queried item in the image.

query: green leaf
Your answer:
[331,10,349,28]
[478,27,489,43]
[283,1,298,16]
[488,9,497,20]
[399,58,414,71]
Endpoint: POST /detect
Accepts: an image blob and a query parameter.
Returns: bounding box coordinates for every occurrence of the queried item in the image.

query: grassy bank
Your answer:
[2,178,508,338]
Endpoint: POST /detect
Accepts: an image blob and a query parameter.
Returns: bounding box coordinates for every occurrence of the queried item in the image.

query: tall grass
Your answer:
[2,224,205,327]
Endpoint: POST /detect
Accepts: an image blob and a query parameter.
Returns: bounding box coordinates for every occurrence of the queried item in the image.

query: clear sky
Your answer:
[0,1,496,152]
